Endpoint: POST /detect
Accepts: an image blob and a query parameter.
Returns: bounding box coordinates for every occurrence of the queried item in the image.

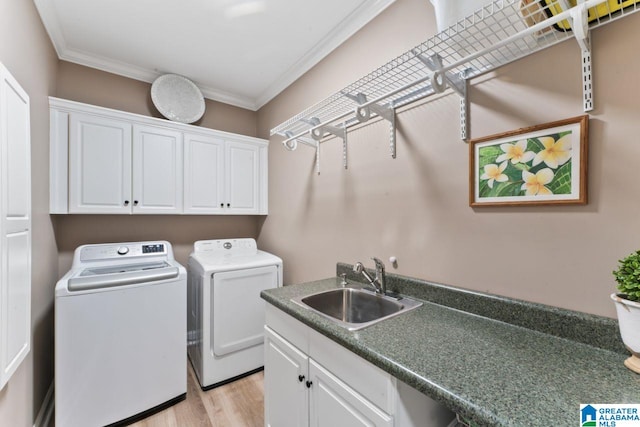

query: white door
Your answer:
[212,266,278,356]
[309,359,393,427]
[68,113,132,213]
[264,327,309,427]
[226,141,260,214]
[0,63,31,390]
[183,133,225,214]
[132,125,183,214]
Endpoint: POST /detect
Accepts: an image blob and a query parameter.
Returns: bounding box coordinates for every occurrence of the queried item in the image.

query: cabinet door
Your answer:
[69,113,132,213]
[309,359,392,427]
[132,125,183,214]
[225,141,260,214]
[183,133,225,214]
[264,327,309,427]
[0,63,31,390]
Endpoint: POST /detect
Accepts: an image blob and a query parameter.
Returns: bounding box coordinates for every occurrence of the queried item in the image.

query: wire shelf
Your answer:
[271,0,639,147]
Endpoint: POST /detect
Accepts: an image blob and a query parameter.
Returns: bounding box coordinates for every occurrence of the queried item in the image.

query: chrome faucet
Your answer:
[353,257,387,295]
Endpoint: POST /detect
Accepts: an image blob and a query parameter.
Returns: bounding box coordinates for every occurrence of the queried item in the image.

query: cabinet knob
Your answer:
[220,203,224,208]
[124,200,129,206]
[298,375,305,382]
[305,380,313,388]
[227,203,231,207]
[134,200,139,206]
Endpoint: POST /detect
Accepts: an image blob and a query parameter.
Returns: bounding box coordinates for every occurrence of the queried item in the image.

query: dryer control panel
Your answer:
[194,239,257,255]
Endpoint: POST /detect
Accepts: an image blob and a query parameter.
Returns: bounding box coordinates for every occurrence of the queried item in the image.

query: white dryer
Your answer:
[188,238,282,389]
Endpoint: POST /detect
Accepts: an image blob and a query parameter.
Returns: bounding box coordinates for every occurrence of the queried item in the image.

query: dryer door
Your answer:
[212,265,278,357]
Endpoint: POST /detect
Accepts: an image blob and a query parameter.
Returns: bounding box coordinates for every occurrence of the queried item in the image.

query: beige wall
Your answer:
[257,0,640,318]
[56,61,258,137]
[0,0,59,425]
[54,215,262,274]
[54,62,262,272]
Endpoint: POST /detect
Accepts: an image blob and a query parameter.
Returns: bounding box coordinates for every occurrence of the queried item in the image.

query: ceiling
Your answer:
[34,0,396,111]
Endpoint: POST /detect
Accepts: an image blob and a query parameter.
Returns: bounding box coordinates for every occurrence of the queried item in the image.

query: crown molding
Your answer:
[35,0,397,112]
[254,0,396,109]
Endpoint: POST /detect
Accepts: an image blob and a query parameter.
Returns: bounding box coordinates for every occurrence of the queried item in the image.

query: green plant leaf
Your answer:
[527,138,545,153]
[504,163,523,182]
[496,181,523,197]
[478,179,490,198]
[478,146,502,169]
[613,250,640,300]
[547,161,572,195]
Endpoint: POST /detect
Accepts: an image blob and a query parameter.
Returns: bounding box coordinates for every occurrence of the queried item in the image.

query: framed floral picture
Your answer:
[469,115,588,207]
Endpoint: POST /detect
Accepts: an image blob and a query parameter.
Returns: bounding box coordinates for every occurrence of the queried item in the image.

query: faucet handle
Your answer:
[339,273,348,287]
[353,262,364,273]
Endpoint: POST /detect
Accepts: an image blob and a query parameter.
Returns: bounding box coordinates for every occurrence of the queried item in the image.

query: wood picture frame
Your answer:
[469,115,588,207]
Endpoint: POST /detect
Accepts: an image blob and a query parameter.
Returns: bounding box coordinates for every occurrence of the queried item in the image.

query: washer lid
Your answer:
[67,261,179,292]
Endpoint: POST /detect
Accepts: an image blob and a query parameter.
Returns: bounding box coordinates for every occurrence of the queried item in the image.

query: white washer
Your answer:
[188,238,282,389]
[55,241,186,427]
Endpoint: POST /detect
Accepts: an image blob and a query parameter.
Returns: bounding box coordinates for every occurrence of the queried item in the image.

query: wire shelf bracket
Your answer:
[271,0,639,171]
[344,92,397,159]
[569,1,594,111]
[412,51,471,141]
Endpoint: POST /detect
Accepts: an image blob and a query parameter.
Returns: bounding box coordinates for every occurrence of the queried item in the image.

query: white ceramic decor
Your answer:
[151,74,205,124]
[611,293,640,374]
[429,0,490,32]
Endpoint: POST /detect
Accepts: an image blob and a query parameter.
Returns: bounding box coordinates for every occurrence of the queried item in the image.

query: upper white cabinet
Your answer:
[0,63,31,390]
[183,133,266,215]
[184,133,225,214]
[68,113,132,213]
[50,97,268,215]
[132,125,183,214]
[226,141,262,214]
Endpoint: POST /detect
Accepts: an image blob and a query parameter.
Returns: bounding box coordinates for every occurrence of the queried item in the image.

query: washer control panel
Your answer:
[79,242,168,262]
[142,243,165,254]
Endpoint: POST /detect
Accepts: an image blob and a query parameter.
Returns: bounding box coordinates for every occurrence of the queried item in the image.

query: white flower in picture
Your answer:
[496,140,535,164]
[532,134,572,169]
[480,161,508,189]
[521,168,554,196]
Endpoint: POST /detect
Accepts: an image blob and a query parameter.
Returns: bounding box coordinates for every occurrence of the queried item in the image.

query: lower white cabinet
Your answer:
[264,305,455,427]
[265,327,309,427]
[309,359,393,427]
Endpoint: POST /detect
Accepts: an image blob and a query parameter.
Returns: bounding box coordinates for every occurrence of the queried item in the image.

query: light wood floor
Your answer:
[130,365,265,427]
[51,365,265,427]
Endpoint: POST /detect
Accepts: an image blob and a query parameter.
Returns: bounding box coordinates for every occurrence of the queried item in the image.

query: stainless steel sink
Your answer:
[291,287,422,330]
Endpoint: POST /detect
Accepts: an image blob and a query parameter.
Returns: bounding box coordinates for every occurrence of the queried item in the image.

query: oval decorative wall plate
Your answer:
[151,74,205,124]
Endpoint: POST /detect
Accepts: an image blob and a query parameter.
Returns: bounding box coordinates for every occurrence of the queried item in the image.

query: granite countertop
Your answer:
[261,273,640,427]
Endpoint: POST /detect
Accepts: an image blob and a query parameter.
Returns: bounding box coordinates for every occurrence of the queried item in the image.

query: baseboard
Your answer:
[33,382,54,427]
